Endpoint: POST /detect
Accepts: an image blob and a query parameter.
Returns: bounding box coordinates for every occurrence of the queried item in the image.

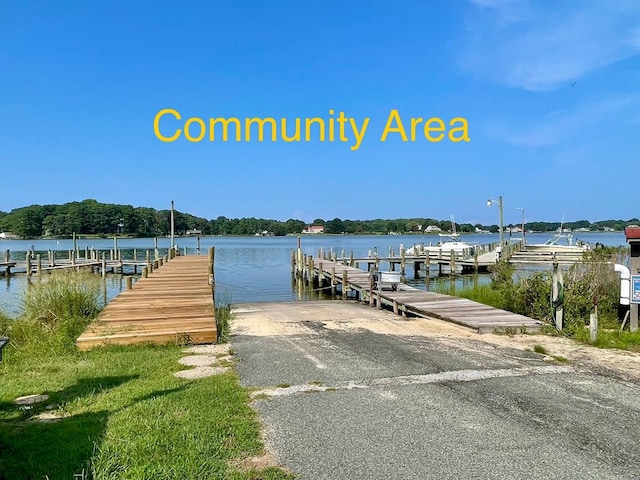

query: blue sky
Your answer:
[2,0,639,226]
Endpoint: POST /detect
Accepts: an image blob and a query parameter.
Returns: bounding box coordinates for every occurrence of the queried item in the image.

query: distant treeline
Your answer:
[0,199,638,238]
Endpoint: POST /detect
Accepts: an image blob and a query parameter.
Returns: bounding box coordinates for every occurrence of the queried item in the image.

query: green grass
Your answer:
[0,344,294,479]
[533,344,548,355]
[433,283,504,309]
[0,271,293,479]
[572,327,640,351]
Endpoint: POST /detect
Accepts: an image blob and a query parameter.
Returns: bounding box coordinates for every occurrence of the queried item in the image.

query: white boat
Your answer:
[526,232,590,252]
[406,233,478,257]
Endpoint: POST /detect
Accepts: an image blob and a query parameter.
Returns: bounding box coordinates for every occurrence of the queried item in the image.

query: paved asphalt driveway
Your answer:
[232,301,640,480]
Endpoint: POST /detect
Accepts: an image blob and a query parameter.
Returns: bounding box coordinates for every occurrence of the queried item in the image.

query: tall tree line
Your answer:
[0,199,637,238]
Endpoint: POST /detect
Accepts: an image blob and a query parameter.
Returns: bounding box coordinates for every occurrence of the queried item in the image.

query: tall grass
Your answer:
[215,293,233,344]
[3,271,103,358]
[22,270,102,325]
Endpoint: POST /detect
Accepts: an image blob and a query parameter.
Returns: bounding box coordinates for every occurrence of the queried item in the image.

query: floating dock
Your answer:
[295,257,543,333]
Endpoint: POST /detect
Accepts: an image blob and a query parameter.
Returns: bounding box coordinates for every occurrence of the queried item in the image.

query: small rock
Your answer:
[183,344,230,355]
[178,355,219,367]
[174,366,228,380]
[14,394,49,406]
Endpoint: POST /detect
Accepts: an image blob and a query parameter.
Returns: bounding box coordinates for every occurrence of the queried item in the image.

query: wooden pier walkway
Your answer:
[301,258,543,333]
[76,253,216,350]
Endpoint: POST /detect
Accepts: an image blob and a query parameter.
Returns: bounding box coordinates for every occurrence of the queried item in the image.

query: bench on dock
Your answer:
[374,271,401,291]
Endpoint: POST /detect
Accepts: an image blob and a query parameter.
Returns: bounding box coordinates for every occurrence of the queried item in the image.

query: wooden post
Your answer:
[126,276,133,290]
[590,310,598,343]
[142,266,148,278]
[208,247,215,287]
[71,250,76,266]
[36,254,41,277]
[146,250,150,264]
[4,250,8,262]
[26,252,32,277]
[154,237,159,261]
[393,299,399,315]
[197,235,201,255]
[350,251,354,267]
[474,249,479,272]
[48,249,53,267]
[450,249,455,275]
[133,248,137,261]
[552,260,564,331]
[369,273,375,306]
[73,232,78,257]
[400,246,406,278]
[159,258,164,266]
[114,236,118,256]
[84,246,89,261]
[291,249,296,274]
[342,270,348,300]
[101,253,106,278]
[331,267,336,296]
[110,249,114,261]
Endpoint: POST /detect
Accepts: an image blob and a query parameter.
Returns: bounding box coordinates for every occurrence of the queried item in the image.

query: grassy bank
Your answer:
[0,272,292,479]
[439,247,640,351]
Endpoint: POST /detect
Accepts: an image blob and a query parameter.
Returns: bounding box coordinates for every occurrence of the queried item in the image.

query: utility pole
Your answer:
[170,200,175,249]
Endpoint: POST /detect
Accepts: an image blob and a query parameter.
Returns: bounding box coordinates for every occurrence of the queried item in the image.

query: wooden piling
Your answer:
[208,247,215,288]
[26,253,32,277]
[4,250,9,262]
[101,253,106,278]
[342,270,348,300]
[331,267,336,296]
[36,254,41,277]
[369,273,375,306]
[126,276,133,290]
[142,266,148,278]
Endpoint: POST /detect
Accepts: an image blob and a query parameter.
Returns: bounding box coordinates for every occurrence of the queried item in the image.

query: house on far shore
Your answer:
[302,225,324,234]
[0,232,18,240]
[424,225,442,233]
[185,229,202,236]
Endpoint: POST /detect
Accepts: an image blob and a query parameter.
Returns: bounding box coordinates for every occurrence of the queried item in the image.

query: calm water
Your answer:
[0,232,627,315]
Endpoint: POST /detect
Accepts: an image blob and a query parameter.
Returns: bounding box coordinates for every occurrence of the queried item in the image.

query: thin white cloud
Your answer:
[461,0,640,91]
[488,94,640,147]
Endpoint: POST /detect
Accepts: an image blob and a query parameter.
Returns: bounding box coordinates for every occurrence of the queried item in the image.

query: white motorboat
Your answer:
[526,232,590,252]
[406,233,478,257]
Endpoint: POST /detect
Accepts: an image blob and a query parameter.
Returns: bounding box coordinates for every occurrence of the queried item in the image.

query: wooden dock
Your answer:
[76,253,216,350]
[297,258,543,333]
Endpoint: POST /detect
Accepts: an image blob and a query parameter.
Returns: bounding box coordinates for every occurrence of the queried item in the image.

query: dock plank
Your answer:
[76,255,216,350]
[311,259,543,333]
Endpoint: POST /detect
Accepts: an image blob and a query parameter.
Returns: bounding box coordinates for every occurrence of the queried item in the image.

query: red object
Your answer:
[625,226,640,240]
